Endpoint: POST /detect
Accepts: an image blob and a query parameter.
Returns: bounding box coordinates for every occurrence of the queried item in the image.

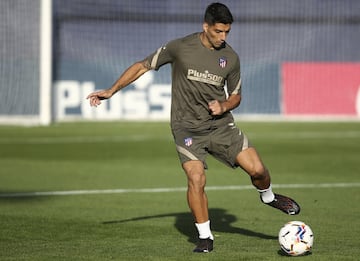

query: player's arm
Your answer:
[221,93,241,112]
[87,59,151,107]
[208,94,241,116]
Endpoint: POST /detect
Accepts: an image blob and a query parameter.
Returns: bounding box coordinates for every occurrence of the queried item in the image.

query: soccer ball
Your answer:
[278,221,314,256]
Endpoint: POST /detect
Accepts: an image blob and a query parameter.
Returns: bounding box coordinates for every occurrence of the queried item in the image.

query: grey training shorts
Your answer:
[172,122,250,169]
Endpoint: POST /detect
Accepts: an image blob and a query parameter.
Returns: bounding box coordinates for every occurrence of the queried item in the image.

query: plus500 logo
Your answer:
[55,72,171,121]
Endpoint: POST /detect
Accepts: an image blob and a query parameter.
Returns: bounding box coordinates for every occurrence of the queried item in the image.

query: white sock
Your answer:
[195,220,214,240]
[258,184,275,203]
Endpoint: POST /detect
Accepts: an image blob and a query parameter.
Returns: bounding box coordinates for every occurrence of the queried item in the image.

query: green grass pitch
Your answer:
[0,121,359,260]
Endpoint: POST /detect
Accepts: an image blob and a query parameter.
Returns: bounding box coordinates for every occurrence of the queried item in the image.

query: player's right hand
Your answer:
[86,89,113,107]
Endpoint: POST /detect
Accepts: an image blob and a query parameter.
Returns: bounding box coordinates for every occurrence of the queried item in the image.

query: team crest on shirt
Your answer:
[184,137,193,147]
[219,57,227,68]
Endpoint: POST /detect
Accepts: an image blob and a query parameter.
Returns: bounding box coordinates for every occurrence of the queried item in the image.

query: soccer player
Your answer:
[87,2,300,253]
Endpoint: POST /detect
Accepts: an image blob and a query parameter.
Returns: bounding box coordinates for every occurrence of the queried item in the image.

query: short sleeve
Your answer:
[226,56,241,95]
[145,39,178,71]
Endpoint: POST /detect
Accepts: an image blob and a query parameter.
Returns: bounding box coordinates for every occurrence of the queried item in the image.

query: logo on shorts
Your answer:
[184,137,193,147]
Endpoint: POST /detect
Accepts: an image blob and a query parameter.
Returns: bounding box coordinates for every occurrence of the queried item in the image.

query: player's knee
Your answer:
[248,165,268,180]
[184,164,206,190]
[187,171,206,188]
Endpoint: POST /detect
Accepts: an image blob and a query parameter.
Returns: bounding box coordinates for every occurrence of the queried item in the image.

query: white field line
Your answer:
[0,182,359,198]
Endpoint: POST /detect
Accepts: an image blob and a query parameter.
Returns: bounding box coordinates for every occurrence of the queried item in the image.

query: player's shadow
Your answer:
[102,208,277,243]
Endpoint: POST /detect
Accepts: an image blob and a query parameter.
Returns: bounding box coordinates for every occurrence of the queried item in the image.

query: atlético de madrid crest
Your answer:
[184,137,193,147]
[219,57,227,68]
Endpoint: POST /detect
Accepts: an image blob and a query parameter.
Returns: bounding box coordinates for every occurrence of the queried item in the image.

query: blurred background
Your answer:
[1,0,360,125]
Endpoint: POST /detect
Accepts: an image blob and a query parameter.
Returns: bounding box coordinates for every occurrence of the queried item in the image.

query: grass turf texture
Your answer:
[0,121,359,260]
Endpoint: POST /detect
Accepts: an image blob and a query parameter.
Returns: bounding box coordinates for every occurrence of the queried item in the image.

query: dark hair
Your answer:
[204,2,233,25]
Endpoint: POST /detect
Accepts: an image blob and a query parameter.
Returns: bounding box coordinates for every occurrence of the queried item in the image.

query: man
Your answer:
[87,2,300,253]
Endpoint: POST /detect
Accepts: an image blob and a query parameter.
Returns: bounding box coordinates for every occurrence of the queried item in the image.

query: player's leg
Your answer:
[235,147,272,193]
[171,125,214,252]
[236,147,300,215]
[182,160,214,252]
[208,123,300,215]
[182,160,209,223]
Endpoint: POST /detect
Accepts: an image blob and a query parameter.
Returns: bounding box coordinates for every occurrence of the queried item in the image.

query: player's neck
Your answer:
[199,32,215,50]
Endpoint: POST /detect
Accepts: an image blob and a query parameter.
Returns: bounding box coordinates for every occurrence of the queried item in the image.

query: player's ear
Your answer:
[203,22,209,33]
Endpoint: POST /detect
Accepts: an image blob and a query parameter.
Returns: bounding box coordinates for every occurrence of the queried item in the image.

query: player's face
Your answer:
[202,22,231,49]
